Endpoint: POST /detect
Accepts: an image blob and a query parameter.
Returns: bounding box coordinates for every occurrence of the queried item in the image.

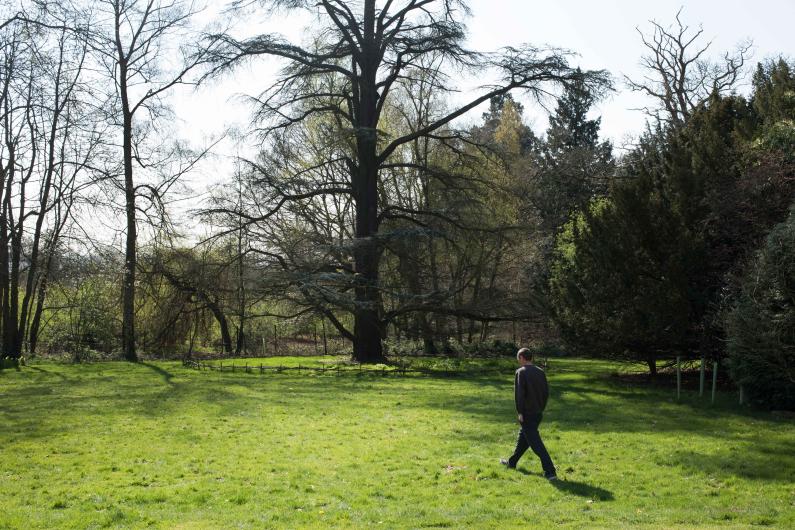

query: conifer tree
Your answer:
[531,70,614,234]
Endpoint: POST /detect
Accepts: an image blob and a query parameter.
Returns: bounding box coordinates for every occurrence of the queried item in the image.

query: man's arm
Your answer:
[515,370,527,422]
[541,371,549,411]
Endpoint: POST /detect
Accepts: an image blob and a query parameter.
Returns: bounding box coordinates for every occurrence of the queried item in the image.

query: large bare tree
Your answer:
[626,8,751,125]
[204,0,610,362]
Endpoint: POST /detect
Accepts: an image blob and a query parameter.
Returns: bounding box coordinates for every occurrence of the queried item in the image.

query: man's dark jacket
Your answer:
[515,364,549,416]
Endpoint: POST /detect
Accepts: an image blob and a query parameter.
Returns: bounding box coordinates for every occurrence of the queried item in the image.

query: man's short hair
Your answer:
[516,348,533,361]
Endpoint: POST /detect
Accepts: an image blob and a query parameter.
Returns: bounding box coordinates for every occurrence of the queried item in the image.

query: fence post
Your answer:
[711,361,718,404]
[676,356,681,400]
[739,385,744,405]
[273,324,278,354]
[322,320,328,355]
[699,357,705,397]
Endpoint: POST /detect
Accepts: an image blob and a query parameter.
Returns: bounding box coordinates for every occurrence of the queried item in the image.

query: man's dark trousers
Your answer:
[507,412,556,475]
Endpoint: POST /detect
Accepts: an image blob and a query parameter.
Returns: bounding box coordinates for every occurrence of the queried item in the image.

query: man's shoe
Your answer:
[499,458,516,469]
[544,473,558,481]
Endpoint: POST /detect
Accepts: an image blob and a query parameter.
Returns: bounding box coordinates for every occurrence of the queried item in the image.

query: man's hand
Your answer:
[518,414,523,423]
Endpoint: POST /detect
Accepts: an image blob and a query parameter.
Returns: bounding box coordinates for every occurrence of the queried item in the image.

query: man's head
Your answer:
[516,348,533,365]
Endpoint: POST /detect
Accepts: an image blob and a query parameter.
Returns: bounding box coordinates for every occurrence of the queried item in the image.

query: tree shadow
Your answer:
[25,365,72,381]
[672,444,795,482]
[139,362,175,386]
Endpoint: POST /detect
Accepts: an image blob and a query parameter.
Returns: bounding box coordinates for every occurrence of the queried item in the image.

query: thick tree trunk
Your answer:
[351,0,384,364]
[352,189,384,362]
[647,358,657,376]
[207,299,232,355]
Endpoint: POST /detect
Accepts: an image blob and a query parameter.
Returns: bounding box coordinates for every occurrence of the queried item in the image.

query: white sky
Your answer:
[168,0,795,217]
[462,0,795,145]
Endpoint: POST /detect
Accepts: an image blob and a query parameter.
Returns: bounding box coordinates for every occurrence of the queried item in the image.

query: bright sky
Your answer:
[170,0,795,210]
[463,0,795,146]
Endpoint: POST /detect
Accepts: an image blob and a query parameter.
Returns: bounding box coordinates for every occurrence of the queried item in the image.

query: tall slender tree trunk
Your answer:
[28,274,48,355]
[0,199,9,356]
[235,211,246,356]
[120,56,137,362]
[8,198,22,356]
[19,43,68,356]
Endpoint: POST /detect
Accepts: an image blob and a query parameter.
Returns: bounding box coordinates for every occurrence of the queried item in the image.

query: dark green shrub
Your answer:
[726,210,795,410]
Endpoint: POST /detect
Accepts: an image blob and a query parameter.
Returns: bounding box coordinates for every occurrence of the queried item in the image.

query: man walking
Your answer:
[501,348,557,480]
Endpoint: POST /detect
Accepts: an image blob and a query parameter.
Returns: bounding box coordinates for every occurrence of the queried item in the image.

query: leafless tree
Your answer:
[626,8,751,125]
[0,4,96,359]
[203,0,610,362]
[86,0,210,361]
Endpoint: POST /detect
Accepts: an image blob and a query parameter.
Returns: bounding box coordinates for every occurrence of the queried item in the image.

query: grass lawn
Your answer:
[1,357,793,529]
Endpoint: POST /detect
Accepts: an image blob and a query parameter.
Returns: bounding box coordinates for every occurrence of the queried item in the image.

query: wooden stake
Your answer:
[322,319,328,355]
[711,361,718,404]
[699,357,705,397]
[676,356,681,400]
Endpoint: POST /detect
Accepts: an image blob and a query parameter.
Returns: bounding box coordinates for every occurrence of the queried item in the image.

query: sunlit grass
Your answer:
[1,357,792,528]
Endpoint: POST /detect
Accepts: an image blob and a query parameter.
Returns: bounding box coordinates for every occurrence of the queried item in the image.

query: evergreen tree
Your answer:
[751,59,795,159]
[726,208,795,410]
[549,89,795,373]
[549,183,700,374]
[752,58,795,127]
[545,70,605,154]
[474,94,536,155]
[531,69,614,233]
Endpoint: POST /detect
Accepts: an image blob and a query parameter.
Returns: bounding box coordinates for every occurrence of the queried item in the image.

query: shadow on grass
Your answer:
[550,478,614,501]
[512,468,614,500]
[673,444,795,482]
[5,359,793,485]
[26,365,71,381]
[139,362,175,385]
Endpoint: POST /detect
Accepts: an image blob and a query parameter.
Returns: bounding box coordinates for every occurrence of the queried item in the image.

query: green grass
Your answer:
[1,357,793,529]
